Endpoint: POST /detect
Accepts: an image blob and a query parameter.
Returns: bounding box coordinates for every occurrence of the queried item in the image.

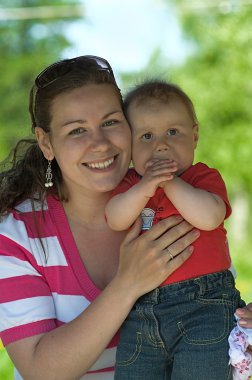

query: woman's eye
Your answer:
[69,127,85,135]
[142,133,153,140]
[103,119,117,127]
[167,129,177,136]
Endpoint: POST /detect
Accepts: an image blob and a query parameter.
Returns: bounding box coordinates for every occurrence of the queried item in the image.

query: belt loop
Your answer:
[154,287,159,302]
[146,287,159,304]
[194,277,206,296]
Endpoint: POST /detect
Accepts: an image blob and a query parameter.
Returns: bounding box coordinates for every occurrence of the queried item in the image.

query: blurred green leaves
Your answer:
[0,0,82,160]
[167,0,252,301]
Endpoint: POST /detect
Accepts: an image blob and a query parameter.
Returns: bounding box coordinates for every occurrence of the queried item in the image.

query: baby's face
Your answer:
[128,99,199,176]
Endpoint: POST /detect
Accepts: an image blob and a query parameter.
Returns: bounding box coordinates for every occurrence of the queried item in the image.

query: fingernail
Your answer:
[193,229,200,237]
[236,308,245,315]
[175,215,183,220]
[189,246,194,253]
[238,320,247,326]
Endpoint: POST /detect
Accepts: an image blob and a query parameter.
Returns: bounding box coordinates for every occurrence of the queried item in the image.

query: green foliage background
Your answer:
[168,0,252,304]
[0,1,251,378]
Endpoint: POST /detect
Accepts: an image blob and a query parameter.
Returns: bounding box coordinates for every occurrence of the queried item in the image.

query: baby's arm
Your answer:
[105,160,177,231]
[163,176,226,231]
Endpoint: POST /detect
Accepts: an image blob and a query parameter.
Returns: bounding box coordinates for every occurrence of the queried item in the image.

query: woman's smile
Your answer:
[84,156,116,170]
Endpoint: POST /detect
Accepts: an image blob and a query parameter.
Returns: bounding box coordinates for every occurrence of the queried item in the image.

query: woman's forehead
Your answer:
[53,83,121,105]
[50,84,123,125]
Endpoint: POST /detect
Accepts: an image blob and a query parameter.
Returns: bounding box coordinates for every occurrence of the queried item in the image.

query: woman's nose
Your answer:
[90,129,109,151]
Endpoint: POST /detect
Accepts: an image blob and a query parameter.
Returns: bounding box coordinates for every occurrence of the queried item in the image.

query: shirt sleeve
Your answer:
[181,163,232,219]
[0,213,57,346]
[111,168,141,197]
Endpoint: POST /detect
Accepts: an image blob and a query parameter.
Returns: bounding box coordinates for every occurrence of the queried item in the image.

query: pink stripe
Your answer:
[13,210,57,239]
[107,331,119,348]
[0,235,37,264]
[0,275,51,302]
[87,366,114,374]
[1,319,56,346]
[41,266,84,294]
[0,267,87,302]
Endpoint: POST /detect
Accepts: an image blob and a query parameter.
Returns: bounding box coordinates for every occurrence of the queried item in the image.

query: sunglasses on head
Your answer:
[34,55,115,89]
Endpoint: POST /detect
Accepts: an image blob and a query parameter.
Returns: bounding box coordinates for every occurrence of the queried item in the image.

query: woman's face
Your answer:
[37,84,131,196]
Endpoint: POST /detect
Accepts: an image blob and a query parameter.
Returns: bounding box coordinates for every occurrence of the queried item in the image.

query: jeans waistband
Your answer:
[138,270,235,304]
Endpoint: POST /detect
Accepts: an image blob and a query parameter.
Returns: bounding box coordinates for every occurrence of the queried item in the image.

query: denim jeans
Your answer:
[115,270,245,380]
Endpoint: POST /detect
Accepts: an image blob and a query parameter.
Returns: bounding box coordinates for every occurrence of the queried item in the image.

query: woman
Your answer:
[0,55,199,380]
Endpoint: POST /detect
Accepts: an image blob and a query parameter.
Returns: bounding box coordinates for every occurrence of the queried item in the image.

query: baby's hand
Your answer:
[140,159,177,197]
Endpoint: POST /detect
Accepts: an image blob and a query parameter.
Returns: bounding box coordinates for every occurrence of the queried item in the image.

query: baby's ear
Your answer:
[35,127,54,160]
[193,124,199,148]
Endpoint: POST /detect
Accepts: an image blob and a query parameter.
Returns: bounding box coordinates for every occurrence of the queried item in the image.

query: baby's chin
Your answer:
[176,165,191,176]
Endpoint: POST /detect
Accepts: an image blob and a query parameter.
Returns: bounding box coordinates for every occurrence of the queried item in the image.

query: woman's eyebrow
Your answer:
[102,110,123,120]
[61,110,123,127]
[62,119,86,127]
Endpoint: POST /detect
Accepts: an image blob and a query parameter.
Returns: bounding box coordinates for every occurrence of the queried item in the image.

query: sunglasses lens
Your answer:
[35,61,67,88]
[35,56,114,89]
[86,56,111,70]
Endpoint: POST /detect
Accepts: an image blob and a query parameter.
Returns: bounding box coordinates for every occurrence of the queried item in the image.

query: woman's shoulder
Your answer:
[0,195,60,238]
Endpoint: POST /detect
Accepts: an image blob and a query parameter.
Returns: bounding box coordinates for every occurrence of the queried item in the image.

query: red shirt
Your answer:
[112,163,232,285]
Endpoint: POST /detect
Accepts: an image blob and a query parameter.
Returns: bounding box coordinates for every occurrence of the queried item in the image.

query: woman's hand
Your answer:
[116,215,200,300]
[236,303,252,353]
[236,303,252,328]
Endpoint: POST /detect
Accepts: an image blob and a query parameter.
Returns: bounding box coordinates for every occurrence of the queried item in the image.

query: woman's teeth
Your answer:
[86,157,114,169]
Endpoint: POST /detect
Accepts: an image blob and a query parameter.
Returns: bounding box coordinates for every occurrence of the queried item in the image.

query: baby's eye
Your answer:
[167,128,178,136]
[141,132,153,140]
[69,127,85,135]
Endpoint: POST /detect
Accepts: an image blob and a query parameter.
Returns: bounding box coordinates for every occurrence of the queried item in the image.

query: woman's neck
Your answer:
[62,190,111,229]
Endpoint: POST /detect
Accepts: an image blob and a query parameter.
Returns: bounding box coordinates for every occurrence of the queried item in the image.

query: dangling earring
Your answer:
[45,160,53,188]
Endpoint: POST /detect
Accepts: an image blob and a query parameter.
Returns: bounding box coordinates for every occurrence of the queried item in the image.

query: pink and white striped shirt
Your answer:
[0,195,118,379]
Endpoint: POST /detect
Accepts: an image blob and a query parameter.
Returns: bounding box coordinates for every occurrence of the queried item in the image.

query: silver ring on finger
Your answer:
[166,247,174,260]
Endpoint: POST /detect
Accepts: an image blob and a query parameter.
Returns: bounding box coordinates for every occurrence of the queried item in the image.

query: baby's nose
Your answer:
[155,139,169,151]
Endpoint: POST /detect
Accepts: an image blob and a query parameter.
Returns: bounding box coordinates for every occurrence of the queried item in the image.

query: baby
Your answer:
[105,80,244,379]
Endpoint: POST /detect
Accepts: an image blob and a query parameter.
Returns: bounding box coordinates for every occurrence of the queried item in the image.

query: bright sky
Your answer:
[65,0,190,74]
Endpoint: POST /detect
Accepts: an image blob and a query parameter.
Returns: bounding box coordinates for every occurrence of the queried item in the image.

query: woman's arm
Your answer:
[163,176,226,230]
[6,216,199,380]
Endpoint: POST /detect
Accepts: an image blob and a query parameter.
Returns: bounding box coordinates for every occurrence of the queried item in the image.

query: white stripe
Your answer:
[15,350,116,380]
[15,369,115,380]
[0,213,32,253]
[229,263,237,278]
[0,214,67,267]
[0,296,55,331]
[15,198,48,213]
[0,293,91,331]
[81,371,114,379]
[52,293,90,323]
[29,237,68,267]
[0,255,41,279]
[89,347,116,372]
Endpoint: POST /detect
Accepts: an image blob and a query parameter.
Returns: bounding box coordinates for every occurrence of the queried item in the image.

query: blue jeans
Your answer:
[115,270,245,380]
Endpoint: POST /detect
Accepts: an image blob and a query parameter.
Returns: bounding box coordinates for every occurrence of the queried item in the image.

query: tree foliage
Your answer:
[166,1,252,194]
[0,0,82,159]
[166,0,252,300]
